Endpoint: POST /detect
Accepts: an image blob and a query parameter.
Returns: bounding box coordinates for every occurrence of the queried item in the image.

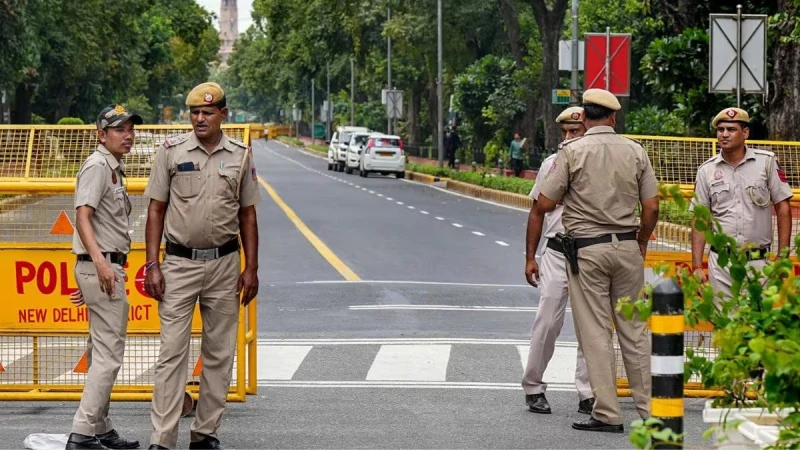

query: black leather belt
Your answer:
[573,231,637,250]
[77,252,127,266]
[166,238,239,261]
[546,238,563,253]
[710,245,770,261]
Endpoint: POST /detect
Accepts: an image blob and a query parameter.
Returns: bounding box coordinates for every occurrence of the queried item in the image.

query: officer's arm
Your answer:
[537,151,569,212]
[145,200,167,264]
[74,164,106,263]
[238,206,258,271]
[691,172,710,270]
[775,200,791,254]
[638,196,659,246]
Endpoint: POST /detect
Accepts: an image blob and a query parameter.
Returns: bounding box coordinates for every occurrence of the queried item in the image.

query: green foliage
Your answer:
[407,163,534,195]
[308,144,328,154]
[619,184,800,449]
[629,418,684,449]
[626,107,687,136]
[30,113,47,124]
[56,117,84,125]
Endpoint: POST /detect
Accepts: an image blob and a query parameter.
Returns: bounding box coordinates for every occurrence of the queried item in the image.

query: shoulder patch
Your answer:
[163,134,190,149]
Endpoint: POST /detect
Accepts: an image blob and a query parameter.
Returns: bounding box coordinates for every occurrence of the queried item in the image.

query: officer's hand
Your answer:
[693,266,708,283]
[69,290,85,307]
[638,241,648,260]
[145,264,165,302]
[95,259,118,298]
[238,267,259,305]
[525,259,540,287]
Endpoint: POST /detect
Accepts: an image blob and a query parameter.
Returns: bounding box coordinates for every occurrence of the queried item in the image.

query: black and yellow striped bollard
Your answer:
[650,278,684,448]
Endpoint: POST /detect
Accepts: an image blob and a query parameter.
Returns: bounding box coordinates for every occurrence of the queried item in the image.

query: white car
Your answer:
[344,131,373,174]
[327,132,339,171]
[332,126,369,172]
[358,134,406,179]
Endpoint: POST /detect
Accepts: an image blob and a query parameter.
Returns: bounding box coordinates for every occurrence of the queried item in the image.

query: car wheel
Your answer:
[338,164,345,172]
[327,163,333,171]
[345,166,353,174]
[396,171,405,179]
[381,172,389,176]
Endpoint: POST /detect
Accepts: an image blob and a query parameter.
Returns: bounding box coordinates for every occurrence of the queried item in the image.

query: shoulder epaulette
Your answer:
[228,137,248,149]
[622,136,643,146]
[163,134,190,149]
[558,136,584,150]
[698,155,718,169]
[753,148,775,157]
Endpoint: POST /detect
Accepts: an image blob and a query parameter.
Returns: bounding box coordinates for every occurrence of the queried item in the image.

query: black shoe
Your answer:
[578,397,595,415]
[525,393,551,414]
[189,436,223,449]
[572,417,624,433]
[147,446,168,450]
[66,433,108,450]
[97,430,139,449]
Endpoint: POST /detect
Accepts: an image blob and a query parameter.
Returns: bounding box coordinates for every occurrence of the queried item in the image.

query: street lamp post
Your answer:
[437,0,444,168]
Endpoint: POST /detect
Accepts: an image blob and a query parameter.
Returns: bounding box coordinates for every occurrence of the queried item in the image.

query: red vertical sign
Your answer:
[584,33,632,96]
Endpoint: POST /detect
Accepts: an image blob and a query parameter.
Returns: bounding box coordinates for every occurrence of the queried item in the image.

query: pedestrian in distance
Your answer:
[522,106,594,416]
[144,82,261,450]
[691,107,792,299]
[529,88,659,433]
[509,132,524,177]
[67,105,143,450]
[446,126,461,169]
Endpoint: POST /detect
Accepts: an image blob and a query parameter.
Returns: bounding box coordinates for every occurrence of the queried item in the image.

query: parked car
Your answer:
[359,134,405,179]
[327,132,339,170]
[344,131,373,174]
[330,126,369,172]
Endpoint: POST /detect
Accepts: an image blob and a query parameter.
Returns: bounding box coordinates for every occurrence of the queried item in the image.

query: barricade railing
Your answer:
[0,125,257,402]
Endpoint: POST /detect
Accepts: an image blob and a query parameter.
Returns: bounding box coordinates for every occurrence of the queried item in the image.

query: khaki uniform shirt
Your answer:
[144,132,261,249]
[538,126,659,238]
[72,145,132,255]
[530,153,564,240]
[692,147,792,247]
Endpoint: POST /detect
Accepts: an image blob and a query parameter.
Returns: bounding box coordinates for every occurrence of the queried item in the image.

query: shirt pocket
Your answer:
[217,168,240,200]
[709,182,732,209]
[746,178,770,208]
[173,172,201,199]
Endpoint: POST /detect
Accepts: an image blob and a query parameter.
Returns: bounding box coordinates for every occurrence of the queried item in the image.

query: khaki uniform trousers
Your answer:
[72,261,128,436]
[566,239,650,425]
[522,247,592,400]
[150,252,241,448]
[708,251,767,300]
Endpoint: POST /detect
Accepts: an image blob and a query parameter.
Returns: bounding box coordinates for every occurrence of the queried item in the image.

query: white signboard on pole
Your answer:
[385,90,403,120]
[558,41,585,71]
[709,12,767,96]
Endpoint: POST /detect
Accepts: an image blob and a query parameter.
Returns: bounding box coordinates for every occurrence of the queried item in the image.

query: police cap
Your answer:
[556,106,584,124]
[582,89,621,111]
[186,82,226,108]
[96,105,143,130]
[712,107,750,127]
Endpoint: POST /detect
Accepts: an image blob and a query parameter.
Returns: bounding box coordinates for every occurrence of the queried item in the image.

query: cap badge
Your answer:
[204,93,214,103]
[726,109,737,118]
[571,112,580,120]
[714,169,723,180]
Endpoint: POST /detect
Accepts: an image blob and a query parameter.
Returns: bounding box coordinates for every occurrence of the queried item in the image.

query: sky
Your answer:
[196,0,254,32]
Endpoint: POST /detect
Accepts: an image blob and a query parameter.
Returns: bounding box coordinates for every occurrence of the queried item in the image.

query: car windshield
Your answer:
[353,134,369,145]
[340,132,352,143]
[373,138,401,148]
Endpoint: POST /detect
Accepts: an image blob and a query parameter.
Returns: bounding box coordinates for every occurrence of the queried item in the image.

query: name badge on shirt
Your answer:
[177,162,197,172]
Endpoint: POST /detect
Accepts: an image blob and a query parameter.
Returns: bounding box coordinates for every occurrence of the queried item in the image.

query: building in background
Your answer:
[218,0,238,65]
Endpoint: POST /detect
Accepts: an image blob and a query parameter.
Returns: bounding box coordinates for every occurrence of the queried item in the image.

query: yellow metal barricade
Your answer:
[0,125,257,402]
[266,124,293,140]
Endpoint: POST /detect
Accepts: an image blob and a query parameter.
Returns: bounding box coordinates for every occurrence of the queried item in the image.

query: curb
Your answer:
[443,179,532,210]
[405,171,448,184]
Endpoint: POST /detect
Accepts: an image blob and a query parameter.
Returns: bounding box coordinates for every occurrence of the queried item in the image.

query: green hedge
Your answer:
[407,163,534,195]
[57,117,84,125]
[277,136,304,147]
[308,144,328,154]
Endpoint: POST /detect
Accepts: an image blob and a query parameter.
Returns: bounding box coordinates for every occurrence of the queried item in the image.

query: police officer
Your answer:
[531,89,659,433]
[523,106,593,415]
[144,82,261,450]
[691,108,792,298]
[67,105,142,450]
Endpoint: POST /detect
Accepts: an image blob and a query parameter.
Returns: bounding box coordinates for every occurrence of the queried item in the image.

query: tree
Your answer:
[767,0,800,140]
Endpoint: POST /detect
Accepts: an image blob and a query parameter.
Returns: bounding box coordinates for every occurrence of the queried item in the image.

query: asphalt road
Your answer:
[1,139,708,449]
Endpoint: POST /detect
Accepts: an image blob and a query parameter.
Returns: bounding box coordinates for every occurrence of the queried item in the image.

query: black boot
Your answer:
[96,430,139,449]
[578,397,595,414]
[189,436,223,449]
[525,393,552,414]
[572,417,624,433]
[66,433,108,450]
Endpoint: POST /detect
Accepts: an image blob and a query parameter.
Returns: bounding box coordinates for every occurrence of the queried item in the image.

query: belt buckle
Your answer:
[192,248,219,261]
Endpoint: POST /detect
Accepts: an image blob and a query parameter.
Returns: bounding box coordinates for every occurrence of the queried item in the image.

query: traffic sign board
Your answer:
[385,90,403,119]
[551,89,572,105]
[585,32,631,96]
[709,13,766,94]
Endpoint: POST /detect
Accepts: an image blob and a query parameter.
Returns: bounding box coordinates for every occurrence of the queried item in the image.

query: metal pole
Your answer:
[570,0,579,104]
[605,26,611,91]
[311,79,315,145]
[326,62,331,141]
[350,58,355,126]
[736,4,742,108]
[437,0,444,168]
[387,6,392,135]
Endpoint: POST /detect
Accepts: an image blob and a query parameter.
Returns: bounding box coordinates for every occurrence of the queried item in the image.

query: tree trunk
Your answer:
[407,85,422,146]
[530,0,569,152]
[767,3,800,141]
[11,82,31,124]
[499,0,537,154]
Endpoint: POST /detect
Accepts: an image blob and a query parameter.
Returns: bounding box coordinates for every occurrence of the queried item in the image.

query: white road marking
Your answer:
[256,380,577,391]
[420,211,429,215]
[407,206,415,210]
[257,345,313,380]
[495,241,510,247]
[386,197,394,201]
[257,338,577,346]
[368,190,375,194]
[367,345,451,382]
[517,345,580,384]
[396,201,404,205]
[435,217,445,221]
[377,194,384,197]
[349,305,568,313]
[472,231,485,236]
[452,223,463,228]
